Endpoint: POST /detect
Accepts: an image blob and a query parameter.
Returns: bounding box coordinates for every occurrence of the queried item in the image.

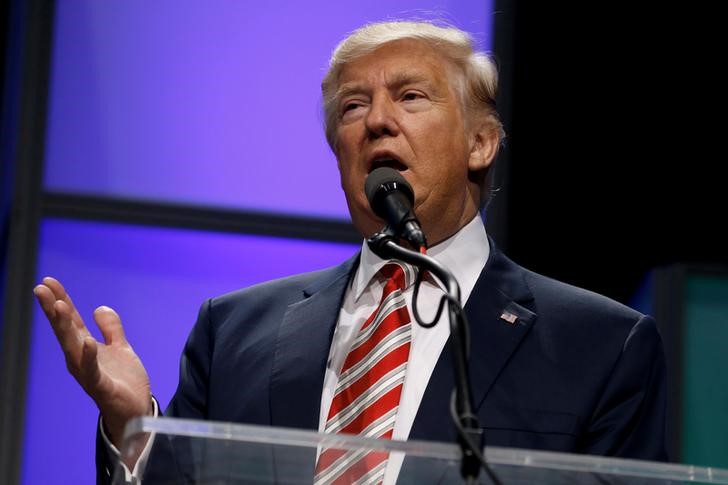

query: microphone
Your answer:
[364,168,493,484]
[365,167,427,249]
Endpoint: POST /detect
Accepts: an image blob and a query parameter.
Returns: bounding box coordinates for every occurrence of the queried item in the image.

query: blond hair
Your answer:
[321,20,504,151]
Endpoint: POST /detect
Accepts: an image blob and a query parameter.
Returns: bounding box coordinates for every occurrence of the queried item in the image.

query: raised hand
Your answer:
[33,277,152,447]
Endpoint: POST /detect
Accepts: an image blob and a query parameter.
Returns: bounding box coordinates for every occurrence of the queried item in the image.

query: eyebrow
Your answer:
[334,71,438,104]
[387,71,434,90]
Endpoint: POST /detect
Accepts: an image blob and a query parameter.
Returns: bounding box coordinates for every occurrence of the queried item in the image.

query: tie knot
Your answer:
[379,262,416,293]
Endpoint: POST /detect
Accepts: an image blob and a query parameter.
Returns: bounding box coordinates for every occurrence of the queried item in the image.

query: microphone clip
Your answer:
[366,226,398,256]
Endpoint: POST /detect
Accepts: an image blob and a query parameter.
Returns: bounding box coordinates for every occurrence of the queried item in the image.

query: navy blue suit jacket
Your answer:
[98,241,667,481]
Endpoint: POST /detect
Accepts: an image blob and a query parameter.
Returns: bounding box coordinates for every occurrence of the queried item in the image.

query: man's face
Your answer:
[333,39,488,245]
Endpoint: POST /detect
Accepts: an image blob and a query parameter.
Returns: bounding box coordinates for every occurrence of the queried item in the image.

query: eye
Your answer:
[402,91,424,101]
[340,99,367,119]
[343,102,361,112]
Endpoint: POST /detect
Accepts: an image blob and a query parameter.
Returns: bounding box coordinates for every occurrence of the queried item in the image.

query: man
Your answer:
[34,20,667,483]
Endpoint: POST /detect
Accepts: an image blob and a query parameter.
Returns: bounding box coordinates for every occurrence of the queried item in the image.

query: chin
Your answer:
[349,211,381,239]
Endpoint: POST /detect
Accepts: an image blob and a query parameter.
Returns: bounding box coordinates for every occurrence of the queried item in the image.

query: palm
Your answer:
[88,337,151,420]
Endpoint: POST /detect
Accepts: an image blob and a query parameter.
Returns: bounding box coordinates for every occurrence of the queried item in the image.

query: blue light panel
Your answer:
[43,1,493,218]
[22,218,359,484]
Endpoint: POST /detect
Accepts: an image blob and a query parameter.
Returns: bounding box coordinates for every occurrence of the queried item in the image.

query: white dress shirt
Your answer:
[105,215,490,483]
[100,397,158,482]
[319,214,490,484]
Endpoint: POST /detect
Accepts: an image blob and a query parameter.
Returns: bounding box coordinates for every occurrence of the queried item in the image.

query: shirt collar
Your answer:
[352,215,490,302]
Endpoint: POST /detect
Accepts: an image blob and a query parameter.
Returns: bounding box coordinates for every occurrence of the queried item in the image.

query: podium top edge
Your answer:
[123,416,728,484]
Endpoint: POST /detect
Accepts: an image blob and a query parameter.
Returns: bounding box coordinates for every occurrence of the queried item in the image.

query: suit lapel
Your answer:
[409,241,537,440]
[465,264,537,411]
[269,254,359,430]
[267,239,537,438]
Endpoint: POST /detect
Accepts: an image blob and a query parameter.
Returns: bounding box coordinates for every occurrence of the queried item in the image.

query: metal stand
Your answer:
[367,231,497,483]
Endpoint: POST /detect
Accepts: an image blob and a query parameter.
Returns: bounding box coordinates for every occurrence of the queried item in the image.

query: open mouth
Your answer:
[369,158,407,172]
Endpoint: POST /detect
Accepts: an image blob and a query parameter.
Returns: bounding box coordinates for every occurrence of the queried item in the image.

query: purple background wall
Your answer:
[44,0,494,218]
[27,1,493,483]
[24,219,359,483]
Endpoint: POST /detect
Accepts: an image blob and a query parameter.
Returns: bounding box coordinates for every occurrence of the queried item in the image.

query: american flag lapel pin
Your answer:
[500,311,518,325]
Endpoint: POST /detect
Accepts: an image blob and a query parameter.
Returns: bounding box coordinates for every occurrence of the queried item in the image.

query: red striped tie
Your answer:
[314,262,414,485]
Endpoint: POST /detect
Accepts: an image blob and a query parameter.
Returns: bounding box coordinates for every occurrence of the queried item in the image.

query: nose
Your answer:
[364,94,400,139]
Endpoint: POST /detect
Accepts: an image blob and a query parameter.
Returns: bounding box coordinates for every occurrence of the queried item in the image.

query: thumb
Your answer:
[93,306,127,345]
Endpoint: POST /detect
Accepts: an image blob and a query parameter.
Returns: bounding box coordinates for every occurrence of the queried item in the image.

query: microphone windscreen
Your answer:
[365,167,414,208]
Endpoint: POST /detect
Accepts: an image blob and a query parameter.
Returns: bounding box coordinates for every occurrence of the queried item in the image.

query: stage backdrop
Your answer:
[23,1,494,483]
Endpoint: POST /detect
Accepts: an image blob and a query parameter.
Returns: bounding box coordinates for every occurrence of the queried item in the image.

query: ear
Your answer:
[468,122,500,172]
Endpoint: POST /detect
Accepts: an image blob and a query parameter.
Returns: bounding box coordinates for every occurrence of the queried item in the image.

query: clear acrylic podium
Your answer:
[117,416,728,484]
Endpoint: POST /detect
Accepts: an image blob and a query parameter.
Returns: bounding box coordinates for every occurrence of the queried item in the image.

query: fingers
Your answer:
[33,283,58,320]
[79,336,102,388]
[32,279,129,406]
[34,278,90,340]
[49,299,87,370]
[94,306,127,346]
[40,277,85,330]
[34,277,96,375]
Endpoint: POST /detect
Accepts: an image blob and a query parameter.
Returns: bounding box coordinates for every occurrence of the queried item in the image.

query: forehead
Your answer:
[336,39,455,89]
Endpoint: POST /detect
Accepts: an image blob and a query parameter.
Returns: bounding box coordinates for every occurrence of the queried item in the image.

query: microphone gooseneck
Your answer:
[365,169,502,485]
[365,167,427,250]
